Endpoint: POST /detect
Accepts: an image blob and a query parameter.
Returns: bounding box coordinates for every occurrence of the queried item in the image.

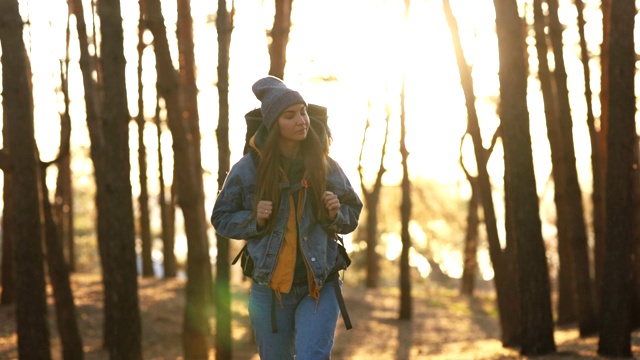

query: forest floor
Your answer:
[0,273,639,359]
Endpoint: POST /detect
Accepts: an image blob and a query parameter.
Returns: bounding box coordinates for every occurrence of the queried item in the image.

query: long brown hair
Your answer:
[254,123,329,233]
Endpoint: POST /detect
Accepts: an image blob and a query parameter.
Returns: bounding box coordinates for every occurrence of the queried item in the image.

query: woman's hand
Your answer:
[256,200,273,228]
[323,191,341,221]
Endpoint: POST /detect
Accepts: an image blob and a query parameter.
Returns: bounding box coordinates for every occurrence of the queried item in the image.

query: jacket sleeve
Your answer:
[210,162,261,240]
[324,159,363,235]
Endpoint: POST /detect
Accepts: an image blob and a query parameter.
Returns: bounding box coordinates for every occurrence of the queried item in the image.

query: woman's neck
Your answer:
[279,141,301,158]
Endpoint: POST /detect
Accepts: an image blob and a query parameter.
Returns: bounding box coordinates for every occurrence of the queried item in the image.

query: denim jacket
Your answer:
[211,153,363,288]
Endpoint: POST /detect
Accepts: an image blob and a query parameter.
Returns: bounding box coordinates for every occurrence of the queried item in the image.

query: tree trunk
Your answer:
[215,1,234,359]
[573,5,599,299]
[532,0,576,326]
[597,0,635,356]
[268,0,293,79]
[155,105,177,278]
[460,177,480,296]
[45,52,83,359]
[546,0,597,335]
[56,21,76,273]
[633,135,640,329]
[493,0,556,355]
[137,0,154,278]
[0,177,15,305]
[40,162,84,360]
[68,0,115,348]
[97,0,143,357]
[144,0,213,357]
[443,0,520,344]
[55,148,75,273]
[359,102,390,289]
[177,0,209,281]
[594,0,612,313]
[0,1,51,358]
[177,0,204,198]
[398,74,412,320]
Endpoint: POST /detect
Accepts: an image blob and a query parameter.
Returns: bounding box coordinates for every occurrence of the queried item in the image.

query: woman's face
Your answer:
[277,103,310,143]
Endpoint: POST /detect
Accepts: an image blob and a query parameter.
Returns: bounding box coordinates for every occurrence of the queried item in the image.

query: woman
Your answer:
[211,76,362,359]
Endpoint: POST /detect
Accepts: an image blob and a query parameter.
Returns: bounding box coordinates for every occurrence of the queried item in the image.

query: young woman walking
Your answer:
[211,76,362,359]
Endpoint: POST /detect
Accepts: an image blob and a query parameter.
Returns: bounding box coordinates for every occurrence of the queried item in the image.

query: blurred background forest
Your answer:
[0,0,639,359]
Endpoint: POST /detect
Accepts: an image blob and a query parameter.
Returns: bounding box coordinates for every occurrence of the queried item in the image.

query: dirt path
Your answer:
[0,274,639,359]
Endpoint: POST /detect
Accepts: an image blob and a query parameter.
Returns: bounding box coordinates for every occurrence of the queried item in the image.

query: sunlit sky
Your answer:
[1,0,638,278]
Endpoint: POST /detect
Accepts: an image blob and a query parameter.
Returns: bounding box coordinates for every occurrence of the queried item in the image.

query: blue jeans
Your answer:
[248,279,341,360]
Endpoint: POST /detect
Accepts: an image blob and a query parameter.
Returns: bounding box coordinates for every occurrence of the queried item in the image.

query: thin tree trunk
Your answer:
[575,0,602,322]
[0,185,14,305]
[40,161,84,360]
[68,0,114,347]
[443,0,520,344]
[177,0,204,200]
[532,0,576,326]
[0,1,51,357]
[97,0,143,357]
[144,0,213,356]
[56,12,76,273]
[137,0,154,277]
[268,0,292,79]
[460,176,480,296]
[633,135,640,328]
[493,0,556,355]
[177,0,214,330]
[358,102,390,289]
[43,51,84,359]
[597,0,635,356]
[546,0,597,335]
[56,145,75,273]
[215,1,234,359]
[177,0,209,283]
[155,103,177,278]
[444,0,480,297]
[594,0,611,312]
[398,73,412,320]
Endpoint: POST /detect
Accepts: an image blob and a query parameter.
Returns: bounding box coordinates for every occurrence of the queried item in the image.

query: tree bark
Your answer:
[460,176,480,296]
[493,0,556,355]
[97,0,143,357]
[40,162,84,360]
[215,1,234,359]
[358,102,390,289]
[68,0,115,347]
[546,0,597,335]
[594,0,611,313]
[597,0,635,356]
[0,175,15,305]
[398,74,412,320]
[144,0,213,357]
[56,17,76,273]
[633,135,640,329]
[443,0,520,344]
[0,1,51,358]
[177,0,204,198]
[137,0,154,278]
[43,51,83,359]
[532,0,576,326]
[155,104,177,278]
[268,0,293,79]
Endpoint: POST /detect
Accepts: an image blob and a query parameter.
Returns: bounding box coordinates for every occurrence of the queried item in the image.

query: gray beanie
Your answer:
[252,76,306,129]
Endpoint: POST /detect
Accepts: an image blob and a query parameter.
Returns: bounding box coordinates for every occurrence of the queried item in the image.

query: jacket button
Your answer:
[311,257,316,262]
